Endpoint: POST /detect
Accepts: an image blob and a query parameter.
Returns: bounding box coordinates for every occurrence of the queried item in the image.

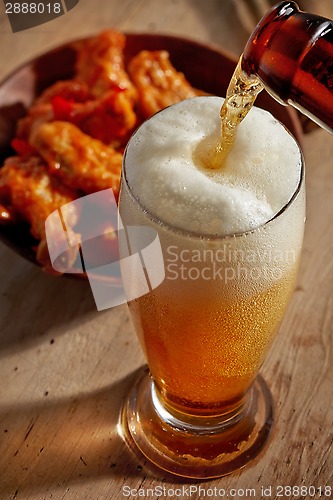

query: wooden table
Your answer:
[0,1,332,499]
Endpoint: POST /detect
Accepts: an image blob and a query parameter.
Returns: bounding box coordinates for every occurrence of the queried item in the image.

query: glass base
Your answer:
[121,367,274,479]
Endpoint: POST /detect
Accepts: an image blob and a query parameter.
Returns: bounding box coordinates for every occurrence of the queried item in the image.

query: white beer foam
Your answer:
[125,96,302,236]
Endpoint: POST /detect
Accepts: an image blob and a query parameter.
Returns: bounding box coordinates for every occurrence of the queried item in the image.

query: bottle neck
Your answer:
[241,1,333,133]
[242,1,299,87]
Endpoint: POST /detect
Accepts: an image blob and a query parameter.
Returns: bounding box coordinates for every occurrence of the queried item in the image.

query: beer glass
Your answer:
[118,108,305,478]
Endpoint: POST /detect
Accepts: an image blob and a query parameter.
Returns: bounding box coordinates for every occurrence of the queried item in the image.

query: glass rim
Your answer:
[122,119,305,242]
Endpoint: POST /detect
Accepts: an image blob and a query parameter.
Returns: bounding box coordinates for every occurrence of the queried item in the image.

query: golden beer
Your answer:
[119,96,305,477]
[128,263,299,415]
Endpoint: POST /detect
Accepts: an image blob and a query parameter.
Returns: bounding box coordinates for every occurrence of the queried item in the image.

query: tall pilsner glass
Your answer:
[118,96,305,478]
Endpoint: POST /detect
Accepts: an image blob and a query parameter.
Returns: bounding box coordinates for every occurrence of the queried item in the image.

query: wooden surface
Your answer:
[0,1,333,499]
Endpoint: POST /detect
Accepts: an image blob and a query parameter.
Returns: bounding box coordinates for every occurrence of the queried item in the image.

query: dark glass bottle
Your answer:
[241,1,333,133]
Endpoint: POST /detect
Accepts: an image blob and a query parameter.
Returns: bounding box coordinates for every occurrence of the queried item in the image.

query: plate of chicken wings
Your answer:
[0,30,302,275]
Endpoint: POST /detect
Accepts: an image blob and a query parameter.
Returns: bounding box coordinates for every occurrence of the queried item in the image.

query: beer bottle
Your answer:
[241,1,333,133]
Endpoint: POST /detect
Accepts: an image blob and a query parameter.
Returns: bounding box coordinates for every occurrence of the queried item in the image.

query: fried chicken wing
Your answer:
[35,80,91,105]
[51,89,137,146]
[127,50,201,118]
[16,80,91,141]
[0,155,80,273]
[16,103,53,142]
[17,79,136,146]
[31,121,123,199]
[76,30,138,102]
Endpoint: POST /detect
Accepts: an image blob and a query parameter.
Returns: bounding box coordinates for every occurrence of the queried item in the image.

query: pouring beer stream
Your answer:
[215,1,333,168]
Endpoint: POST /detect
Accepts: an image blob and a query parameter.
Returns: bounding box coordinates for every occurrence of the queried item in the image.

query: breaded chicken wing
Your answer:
[51,89,137,146]
[76,30,138,103]
[31,121,123,199]
[17,79,136,146]
[0,155,80,273]
[16,104,53,142]
[127,50,201,118]
[16,80,90,141]
[35,80,91,105]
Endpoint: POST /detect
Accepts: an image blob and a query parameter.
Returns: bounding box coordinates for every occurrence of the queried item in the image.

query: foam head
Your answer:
[124,96,302,236]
